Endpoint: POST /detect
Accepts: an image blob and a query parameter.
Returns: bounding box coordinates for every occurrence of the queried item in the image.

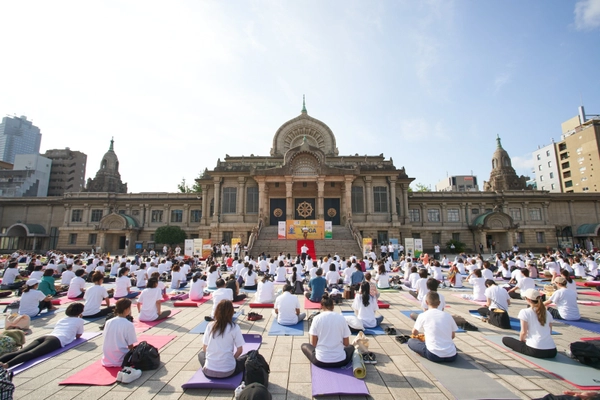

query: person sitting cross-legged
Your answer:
[274,284,305,326]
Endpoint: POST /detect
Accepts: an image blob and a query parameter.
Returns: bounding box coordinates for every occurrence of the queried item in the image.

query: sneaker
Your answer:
[361,353,372,364]
[368,352,377,364]
[120,367,142,384]
[116,370,124,383]
[385,327,397,335]
[204,316,214,322]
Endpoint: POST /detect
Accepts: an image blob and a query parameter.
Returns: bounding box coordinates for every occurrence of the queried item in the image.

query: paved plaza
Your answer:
[10,272,600,400]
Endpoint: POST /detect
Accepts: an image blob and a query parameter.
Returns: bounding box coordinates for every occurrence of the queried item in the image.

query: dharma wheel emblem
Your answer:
[273,208,283,218]
[296,201,313,218]
[327,208,337,217]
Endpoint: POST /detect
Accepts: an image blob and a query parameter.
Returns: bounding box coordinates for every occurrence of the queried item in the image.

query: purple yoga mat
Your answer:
[311,363,369,397]
[11,332,102,375]
[181,334,262,390]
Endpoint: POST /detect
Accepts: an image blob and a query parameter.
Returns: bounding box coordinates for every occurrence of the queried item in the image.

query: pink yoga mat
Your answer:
[578,300,600,306]
[249,303,274,308]
[580,291,600,298]
[577,281,600,287]
[52,297,76,305]
[377,300,390,309]
[304,298,321,309]
[174,294,212,307]
[582,337,600,341]
[133,309,181,333]
[450,293,487,306]
[59,335,176,385]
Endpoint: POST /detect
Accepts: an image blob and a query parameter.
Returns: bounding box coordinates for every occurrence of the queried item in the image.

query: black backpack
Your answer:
[570,340,600,369]
[121,341,161,370]
[307,311,320,330]
[244,350,270,388]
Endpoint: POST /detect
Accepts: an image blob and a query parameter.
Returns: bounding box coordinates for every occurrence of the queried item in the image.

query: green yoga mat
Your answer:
[485,335,600,389]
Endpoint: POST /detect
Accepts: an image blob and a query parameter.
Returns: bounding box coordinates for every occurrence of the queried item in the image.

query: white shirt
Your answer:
[352,294,379,328]
[413,308,457,358]
[211,288,234,318]
[375,272,390,289]
[516,277,535,293]
[485,285,510,311]
[481,269,494,281]
[102,316,137,367]
[242,271,257,287]
[518,307,555,350]
[415,278,429,301]
[115,276,131,298]
[67,276,86,298]
[408,273,420,289]
[207,271,220,288]
[51,316,84,347]
[203,322,245,373]
[275,266,287,282]
[549,288,580,320]
[19,289,47,317]
[190,279,207,301]
[138,287,163,321]
[421,292,446,311]
[258,259,269,272]
[256,281,275,303]
[170,271,184,289]
[309,311,351,363]
[83,285,109,316]
[431,266,443,281]
[469,277,487,301]
[61,270,75,286]
[453,273,464,288]
[325,270,339,285]
[275,292,301,325]
[134,269,148,287]
[2,268,20,285]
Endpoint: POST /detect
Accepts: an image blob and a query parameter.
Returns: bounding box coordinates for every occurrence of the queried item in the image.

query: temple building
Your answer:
[84,138,127,194]
[483,135,530,192]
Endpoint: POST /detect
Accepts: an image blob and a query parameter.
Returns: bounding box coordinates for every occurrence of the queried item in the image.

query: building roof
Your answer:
[575,223,600,237]
[472,211,493,226]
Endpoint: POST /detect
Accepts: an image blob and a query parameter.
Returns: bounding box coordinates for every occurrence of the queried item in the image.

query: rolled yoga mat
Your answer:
[351,349,366,379]
[310,363,369,397]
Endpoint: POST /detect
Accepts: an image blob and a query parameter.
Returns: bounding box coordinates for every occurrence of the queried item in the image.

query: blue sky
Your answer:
[1,0,599,192]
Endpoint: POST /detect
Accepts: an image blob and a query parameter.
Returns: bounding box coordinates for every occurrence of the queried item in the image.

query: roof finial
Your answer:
[301,94,307,114]
[496,134,503,149]
[109,137,114,151]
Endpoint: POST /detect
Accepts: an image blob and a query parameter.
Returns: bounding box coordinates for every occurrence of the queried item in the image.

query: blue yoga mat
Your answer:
[189,311,242,334]
[268,319,305,336]
[400,310,465,333]
[555,318,600,334]
[341,311,385,335]
[468,310,560,335]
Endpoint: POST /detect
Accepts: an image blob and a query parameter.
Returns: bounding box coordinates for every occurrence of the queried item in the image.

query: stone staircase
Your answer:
[250,225,362,258]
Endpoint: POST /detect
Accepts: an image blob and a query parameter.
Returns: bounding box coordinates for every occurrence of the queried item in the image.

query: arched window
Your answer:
[101,159,107,169]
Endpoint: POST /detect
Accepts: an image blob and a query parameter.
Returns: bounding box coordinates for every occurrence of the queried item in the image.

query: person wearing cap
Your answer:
[274,284,305,325]
[502,288,557,359]
[544,277,580,321]
[18,278,57,317]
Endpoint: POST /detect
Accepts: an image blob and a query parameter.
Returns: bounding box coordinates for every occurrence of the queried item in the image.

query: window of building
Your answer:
[274,182,279,188]
[427,209,440,222]
[171,209,183,223]
[565,180,573,188]
[536,232,545,243]
[90,209,103,222]
[563,171,571,179]
[549,172,554,179]
[485,208,493,213]
[458,185,465,192]
[551,183,556,190]
[408,209,420,222]
[190,209,202,223]
[432,233,441,244]
[412,233,421,239]
[558,143,567,151]
[246,187,258,214]
[548,161,552,167]
[447,209,459,222]
[151,210,163,222]
[88,233,97,245]
[71,209,82,222]
[546,150,550,157]
[538,165,542,171]
[452,233,460,242]
[509,208,522,221]
[471,209,479,215]
[560,152,569,160]
[578,156,585,163]
[330,182,335,187]
[540,175,544,181]
[562,161,570,169]
[515,232,524,243]
[529,208,542,221]
[69,233,77,245]
[536,154,541,160]
[222,187,237,214]
[582,177,588,181]
[373,186,388,213]
[351,186,364,213]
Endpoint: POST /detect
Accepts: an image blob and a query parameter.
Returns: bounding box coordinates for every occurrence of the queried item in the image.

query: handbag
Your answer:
[5,313,30,330]
[488,308,511,329]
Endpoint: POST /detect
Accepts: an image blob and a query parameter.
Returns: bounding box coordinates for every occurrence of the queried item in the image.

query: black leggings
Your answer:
[82,306,115,319]
[301,343,354,368]
[502,337,557,359]
[0,335,61,367]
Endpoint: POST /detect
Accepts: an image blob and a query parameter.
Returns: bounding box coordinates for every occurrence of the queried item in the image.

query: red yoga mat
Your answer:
[304,297,321,309]
[377,300,390,309]
[174,294,212,307]
[297,240,316,259]
[59,335,176,385]
[249,303,274,308]
[580,290,600,298]
[133,309,181,334]
[52,297,76,305]
[577,281,600,287]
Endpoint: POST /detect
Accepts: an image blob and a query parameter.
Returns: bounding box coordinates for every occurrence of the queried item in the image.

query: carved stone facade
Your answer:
[85,139,128,194]
[484,136,530,192]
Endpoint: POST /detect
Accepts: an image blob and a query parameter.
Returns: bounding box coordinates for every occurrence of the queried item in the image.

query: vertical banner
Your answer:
[405,238,415,259]
[193,238,203,257]
[231,237,241,250]
[184,239,194,257]
[278,221,287,239]
[362,238,373,257]
[414,239,423,258]
[202,239,212,259]
[389,238,398,260]
[324,221,332,239]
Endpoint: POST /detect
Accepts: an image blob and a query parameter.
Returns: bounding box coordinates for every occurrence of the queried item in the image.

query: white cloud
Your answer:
[574,0,600,30]
[493,72,512,93]
[397,119,449,143]
[511,155,535,176]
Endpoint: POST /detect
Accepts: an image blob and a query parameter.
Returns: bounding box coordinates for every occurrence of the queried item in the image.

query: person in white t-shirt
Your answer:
[67,270,87,299]
[375,264,390,289]
[190,274,208,301]
[114,267,140,300]
[275,261,287,283]
[255,276,276,304]
[502,288,557,359]
[206,265,220,289]
[18,279,57,317]
[477,280,511,329]
[102,298,137,367]
[544,277,580,321]
[210,279,234,319]
[82,272,115,319]
[351,282,383,329]
[170,264,187,290]
[409,269,429,301]
[408,291,458,363]
[301,293,354,368]
[0,302,84,368]
[467,269,487,302]
[325,264,340,287]
[60,265,76,287]
[134,263,148,289]
[274,284,305,325]
[137,278,171,322]
[242,265,258,291]
[198,300,246,378]
[507,268,535,299]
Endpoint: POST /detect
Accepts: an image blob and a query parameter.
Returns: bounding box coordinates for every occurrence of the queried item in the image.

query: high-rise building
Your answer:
[0,116,42,164]
[436,175,479,192]
[0,154,51,197]
[532,142,561,192]
[43,148,87,196]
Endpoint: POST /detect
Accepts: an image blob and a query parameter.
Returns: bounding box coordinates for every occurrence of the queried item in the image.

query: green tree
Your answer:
[446,239,466,254]
[155,225,187,247]
[177,178,192,193]
[409,183,431,192]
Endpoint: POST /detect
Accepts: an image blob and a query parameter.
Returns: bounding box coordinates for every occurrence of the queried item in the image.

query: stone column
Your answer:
[462,202,469,226]
[213,179,221,223]
[344,176,354,221]
[317,177,325,220]
[390,177,398,222]
[183,204,190,227]
[421,203,427,226]
[440,203,447,227]
[164,204,170,224]
[201,185,208,225]
[286,178,293,220]
[402,183,410,225]
[365,176,373,221]
[144,204,151,227]
[257,178,265,223]
[83,204,90,227]
[542,202,549,225]
[237,177,246,222]
[522,202,529,224]
[63,204,71,226]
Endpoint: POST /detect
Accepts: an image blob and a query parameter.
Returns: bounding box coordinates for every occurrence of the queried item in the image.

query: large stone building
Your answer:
[0,105,599,254]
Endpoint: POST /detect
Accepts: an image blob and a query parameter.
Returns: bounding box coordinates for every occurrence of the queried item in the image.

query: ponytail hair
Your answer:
[360,281,371,307]
[531,298,548,326]
[292,267,298,284]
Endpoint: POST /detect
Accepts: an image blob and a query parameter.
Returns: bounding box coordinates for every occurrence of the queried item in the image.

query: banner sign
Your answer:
[404,238,415,259]
[286,220,324,239]
[202,239,212,259]
[362,237,373,257]
[414,238,423,258]
[278,221,286,239]
[184,239,194,257]
[324,221,332,239]
[193,238,203,257]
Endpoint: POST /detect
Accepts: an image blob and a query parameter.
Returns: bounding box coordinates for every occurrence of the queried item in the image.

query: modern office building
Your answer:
[43,148,87,196]
[532,142,561,192]
[0,116,42,164]
[0,154,51,197]
[435,175,479,192]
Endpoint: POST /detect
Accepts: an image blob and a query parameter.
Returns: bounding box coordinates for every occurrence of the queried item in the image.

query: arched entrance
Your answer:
[470,211,518,253]
[97,213,140,254]
[0,223,48,251]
